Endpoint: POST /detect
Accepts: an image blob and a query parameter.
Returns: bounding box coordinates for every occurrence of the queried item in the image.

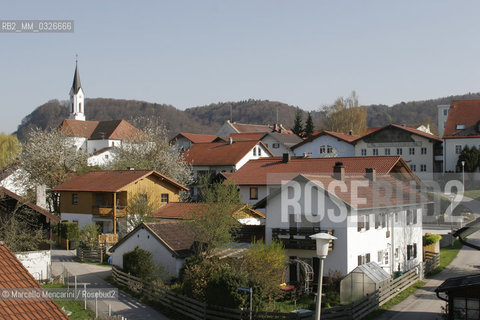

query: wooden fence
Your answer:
[112,267,312,320]
[423,251,440,275]
[112,253,439,320]
[77,247,106,263]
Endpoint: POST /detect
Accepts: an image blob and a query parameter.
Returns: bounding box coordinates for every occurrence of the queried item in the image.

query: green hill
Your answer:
[15,92,480,140]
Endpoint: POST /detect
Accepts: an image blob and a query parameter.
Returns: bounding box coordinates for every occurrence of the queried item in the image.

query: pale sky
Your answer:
[1,1,480,133]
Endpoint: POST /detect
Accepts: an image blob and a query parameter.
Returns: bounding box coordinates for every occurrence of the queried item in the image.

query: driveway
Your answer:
[374,229,480,320]
[51,249,170,320]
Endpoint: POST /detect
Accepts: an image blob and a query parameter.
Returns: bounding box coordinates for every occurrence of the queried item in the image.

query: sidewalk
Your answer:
[51,249,170,320]
[374,230,480,320]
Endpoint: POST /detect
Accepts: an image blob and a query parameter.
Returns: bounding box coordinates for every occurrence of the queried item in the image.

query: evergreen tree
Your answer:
[305,112,314,138]
[292,108,304,137]
[457,145,479,172]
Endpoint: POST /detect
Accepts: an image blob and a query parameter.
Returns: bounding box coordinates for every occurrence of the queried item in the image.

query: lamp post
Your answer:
[310,233,337,320]
[461,160,465,192]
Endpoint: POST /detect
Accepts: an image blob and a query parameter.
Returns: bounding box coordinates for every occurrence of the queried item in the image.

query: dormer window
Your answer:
[456,124,466,130]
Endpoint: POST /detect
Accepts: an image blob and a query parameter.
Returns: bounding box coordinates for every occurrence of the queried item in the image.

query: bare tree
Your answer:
[321,91,367,135]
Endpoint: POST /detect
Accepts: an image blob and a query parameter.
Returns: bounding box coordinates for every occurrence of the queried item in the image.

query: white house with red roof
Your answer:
[442,100,480,172]
[292,130,359,158]
[262,163,429,279]
[226,155,416,209]
[354,124,443,178]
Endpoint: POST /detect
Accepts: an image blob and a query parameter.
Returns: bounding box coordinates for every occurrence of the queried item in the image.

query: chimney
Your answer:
[366,168,376,181]
[349,130,353,136]
[283,153,291,163]
[228,137,233,145]
[333,162,345,180]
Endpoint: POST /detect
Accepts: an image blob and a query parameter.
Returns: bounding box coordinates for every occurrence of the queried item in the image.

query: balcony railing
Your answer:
[271,227,334,251]
[92,205,126,217]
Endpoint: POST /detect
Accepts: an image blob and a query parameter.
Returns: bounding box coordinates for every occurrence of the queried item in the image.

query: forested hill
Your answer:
[15,93,480,140]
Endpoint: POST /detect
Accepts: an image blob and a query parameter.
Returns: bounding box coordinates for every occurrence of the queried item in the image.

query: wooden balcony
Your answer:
[271,228,334,251]
[92,205,126,218]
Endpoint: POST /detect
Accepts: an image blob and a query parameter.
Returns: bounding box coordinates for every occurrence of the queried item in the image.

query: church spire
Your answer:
[71,58,82,94]
[69,57,86,121]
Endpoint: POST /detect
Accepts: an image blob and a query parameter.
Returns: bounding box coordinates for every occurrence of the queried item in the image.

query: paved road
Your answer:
[374,230,480,320]
[51,249,170,320]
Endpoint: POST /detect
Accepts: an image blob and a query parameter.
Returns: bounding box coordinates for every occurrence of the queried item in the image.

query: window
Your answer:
[373,148,378,156]
[420,164,427,172]
[111,141,114,147]
[413,210,417,224]
[395,248,399,258]
[407,209,417,225]
[366,253,370,263]
[409,148,415,155]
[361,149,367,156]
[411,164,416,172]
[456,145,462,154]
[357,254,370,266]
[161,193,169,204]
[358,255,363,266]
[272,143,280,149]
[394,212,399,223]
[407,244,417,260]
[375,213,386,229]
[421,147,427,155]
[378,250,383,263]
[456,124,466,130]
[253,148,256,156]
[452,298,480,319]
[319,146,326,154]
[139,193,148,202]
[396,148,402,155]
[258,148,262,156]
[357,214,369,232]
[327,145,333,153]
[79,102,82,113]
[72,193,78,205]
[249,187,258,200]
[443,109,448,116]
[384,148,391,155]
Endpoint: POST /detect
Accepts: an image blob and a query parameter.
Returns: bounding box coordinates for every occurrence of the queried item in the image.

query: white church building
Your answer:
[60,62,142,166]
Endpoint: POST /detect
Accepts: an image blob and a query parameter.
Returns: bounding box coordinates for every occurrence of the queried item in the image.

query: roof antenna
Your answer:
[276,106,279,124]
[75,54,78,64]
[230,105,233,122]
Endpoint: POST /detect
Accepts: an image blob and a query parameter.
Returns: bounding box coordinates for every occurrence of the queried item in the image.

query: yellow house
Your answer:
[53,170,188,234]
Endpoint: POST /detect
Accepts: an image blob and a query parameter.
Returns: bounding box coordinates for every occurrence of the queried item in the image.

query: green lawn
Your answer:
[362,281,425,320]
[42,284,96,320]
[463,189,480,200]
[428,239,463,276]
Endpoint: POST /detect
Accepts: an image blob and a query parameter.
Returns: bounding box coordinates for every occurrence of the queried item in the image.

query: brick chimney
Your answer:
[333,162,345,180]
[366,168,376,181]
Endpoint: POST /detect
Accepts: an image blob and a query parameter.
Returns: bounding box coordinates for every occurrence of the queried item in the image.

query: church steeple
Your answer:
[69,58,85,121]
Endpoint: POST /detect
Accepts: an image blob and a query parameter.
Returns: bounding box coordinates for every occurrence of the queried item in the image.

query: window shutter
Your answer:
[413,243,417,258]
[366,216,370,230]
[407,245,412,260]
[413,211,417,224]
[366,253,370,263]
[358,255,362,266]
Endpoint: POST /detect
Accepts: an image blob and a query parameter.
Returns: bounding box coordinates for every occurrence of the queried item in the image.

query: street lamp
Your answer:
[461,160,465,192]
[310,233,337,320]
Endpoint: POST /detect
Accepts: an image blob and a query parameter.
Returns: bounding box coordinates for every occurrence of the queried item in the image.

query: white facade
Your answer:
[437,104,450,138]
[15,250,51,281]
[444,137,480,172]
[87,149,117,167]
[355,134,435,180]
[261,135,293,156]
[293,135,355,158]
[110,227,185,279]
[69,87,85,121]
[265,178,424,276]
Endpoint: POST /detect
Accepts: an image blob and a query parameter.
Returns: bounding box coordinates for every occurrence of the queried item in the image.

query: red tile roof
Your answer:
[443,100,480,138]
[228,132,266,140]
[183,141,272,166]
[145,222,195,257]
[152,202,265,220]
[230,122,275,133]
[297,174,429,209]
[52,170,188,192]
[0,243,69,319]
[0,187,59,223]
[172,132,218,144]
[293,130,360,149]
[226,156,412,186]
[60,119,142,140]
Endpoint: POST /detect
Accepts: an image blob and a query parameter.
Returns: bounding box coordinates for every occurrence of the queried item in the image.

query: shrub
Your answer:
[59,222,79,241]
[423,233,442,246]
[79,224,100,249]
[123,246,159,282]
